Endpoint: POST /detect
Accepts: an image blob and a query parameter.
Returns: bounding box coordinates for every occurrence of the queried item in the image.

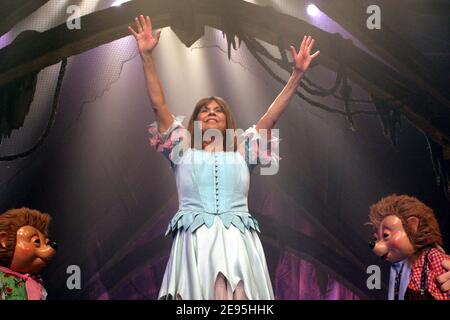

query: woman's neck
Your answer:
[202,140,223,152]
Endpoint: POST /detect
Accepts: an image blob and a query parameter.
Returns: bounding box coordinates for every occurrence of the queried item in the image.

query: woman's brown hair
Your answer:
[187,96,239,151]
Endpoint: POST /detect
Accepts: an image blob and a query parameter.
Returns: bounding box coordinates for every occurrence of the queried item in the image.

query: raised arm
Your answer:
[128,15,173,133]
[256,36,320,131]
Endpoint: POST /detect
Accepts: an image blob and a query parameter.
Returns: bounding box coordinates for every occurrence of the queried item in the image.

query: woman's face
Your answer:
[196,100,227,133]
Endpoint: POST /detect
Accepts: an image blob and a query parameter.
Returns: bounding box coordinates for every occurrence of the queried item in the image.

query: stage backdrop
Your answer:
[0,0,448,299]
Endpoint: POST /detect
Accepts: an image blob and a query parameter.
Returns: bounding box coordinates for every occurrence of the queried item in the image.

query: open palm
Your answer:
[128,15,161,54]
[290,35,320,73]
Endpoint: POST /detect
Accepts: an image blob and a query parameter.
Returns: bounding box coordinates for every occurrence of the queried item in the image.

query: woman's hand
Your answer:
[290,35,320,74]
[256,36,320,131]
[128,15,161,55]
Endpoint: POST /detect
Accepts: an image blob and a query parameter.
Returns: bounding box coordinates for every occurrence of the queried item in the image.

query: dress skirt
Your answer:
[158,216,274,300]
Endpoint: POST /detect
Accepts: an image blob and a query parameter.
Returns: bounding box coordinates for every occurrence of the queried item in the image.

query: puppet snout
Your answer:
[372,241,388,258]
[48,240,58,250]
[39,243,57,262]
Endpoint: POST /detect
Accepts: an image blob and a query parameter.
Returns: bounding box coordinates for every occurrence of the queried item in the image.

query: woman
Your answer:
[128,15,320,300]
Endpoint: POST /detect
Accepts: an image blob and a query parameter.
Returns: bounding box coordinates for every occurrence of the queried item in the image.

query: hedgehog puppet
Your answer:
[0,208,57,300]
[368,194,450,300]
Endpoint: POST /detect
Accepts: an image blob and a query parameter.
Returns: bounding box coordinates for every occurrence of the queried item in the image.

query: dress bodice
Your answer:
[168,148,259,235]
[176,149,249,214]
[147,115,279,235]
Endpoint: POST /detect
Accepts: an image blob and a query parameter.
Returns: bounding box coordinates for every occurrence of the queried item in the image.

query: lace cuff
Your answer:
[148,115,186,166]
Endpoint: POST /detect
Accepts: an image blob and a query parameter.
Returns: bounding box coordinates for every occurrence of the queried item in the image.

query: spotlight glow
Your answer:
[112,0,130,7]
[307,4,320,17]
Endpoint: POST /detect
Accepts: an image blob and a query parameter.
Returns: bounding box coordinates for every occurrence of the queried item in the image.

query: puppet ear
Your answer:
[0,231,7,249]
[407,216,420,233]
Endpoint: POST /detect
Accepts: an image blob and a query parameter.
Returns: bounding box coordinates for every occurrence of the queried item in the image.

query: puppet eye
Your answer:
[383,233,390,239]
[33,238,41,247]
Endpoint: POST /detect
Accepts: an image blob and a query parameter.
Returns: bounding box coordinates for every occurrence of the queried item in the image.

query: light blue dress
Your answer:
[148,115,279,299]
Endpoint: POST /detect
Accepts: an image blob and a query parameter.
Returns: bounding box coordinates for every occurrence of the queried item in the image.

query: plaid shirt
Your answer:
[408,248,450,300]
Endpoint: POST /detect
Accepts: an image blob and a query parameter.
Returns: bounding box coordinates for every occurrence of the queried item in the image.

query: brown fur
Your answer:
[0,207,51,268]
[369,194,443,258]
